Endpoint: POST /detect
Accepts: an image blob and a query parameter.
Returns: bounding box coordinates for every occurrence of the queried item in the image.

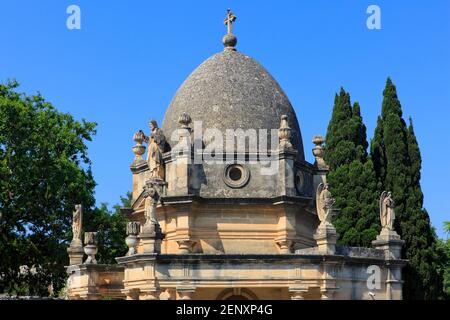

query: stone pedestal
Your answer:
[372,229,404,260]
[67,245,84,266]
[372,228,405,300]
[140,229,163,254]
[314,224,338,255]
[277,148,298,197]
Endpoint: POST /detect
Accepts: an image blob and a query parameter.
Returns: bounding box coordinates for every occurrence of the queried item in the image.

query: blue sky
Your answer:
[0,1,449,237]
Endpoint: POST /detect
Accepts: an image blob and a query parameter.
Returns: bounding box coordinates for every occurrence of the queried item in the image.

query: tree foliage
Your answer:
[0,80,97,295]
[324,88,379,247]
[370,78,445,299]
[0,81,128,296]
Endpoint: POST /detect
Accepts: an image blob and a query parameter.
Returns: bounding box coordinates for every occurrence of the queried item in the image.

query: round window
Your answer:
[229,167,242,181]
[295,171,304,195]
[223,164,250,188]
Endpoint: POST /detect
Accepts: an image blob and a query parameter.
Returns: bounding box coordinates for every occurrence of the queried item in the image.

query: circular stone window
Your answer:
[295,170,304,195]
[223,164,250,188]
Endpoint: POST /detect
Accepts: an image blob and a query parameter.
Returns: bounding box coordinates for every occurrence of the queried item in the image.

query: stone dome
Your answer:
[162,49,305,160]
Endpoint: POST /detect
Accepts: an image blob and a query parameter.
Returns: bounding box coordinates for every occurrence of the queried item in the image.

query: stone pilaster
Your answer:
[372,229,404,260]
[277,115,298,197]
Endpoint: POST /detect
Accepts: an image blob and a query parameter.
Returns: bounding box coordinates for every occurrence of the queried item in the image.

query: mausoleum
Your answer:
[66,10,406,300]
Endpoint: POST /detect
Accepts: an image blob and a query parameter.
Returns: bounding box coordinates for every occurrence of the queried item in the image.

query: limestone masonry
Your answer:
[66,10,406,300]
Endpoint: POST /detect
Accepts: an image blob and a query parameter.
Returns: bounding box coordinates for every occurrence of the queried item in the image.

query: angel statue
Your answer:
[71,204,83,245]
[379,191,395,231]
[144,120,167,180]
[316,183,336,227]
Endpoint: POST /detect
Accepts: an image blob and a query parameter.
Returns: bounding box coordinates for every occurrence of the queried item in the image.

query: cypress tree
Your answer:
[370,78,444,299]
[403,119,444,299]
[324,88,379,247]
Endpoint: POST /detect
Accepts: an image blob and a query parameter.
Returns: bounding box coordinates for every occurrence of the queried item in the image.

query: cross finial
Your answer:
[224,9,236,34]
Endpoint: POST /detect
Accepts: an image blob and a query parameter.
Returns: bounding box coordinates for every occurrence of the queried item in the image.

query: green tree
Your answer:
[0,81,97,296]
[437,222,450,299]
[370,78,444,299]
[324,88,379,247]
[444,222,450,236]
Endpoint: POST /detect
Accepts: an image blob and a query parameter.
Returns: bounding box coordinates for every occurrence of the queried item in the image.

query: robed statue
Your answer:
[72,204,83,244]
[144,120,167,180]
[380,191,395,231]
[316,183,336,227]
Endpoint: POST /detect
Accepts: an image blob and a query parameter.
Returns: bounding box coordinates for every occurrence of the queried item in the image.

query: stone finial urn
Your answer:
[125,221,140,256]
[278,115,293,150]
[312,135,327,168]
[178,112,192,131]
[132,130,146,163]
[84,232,98,264]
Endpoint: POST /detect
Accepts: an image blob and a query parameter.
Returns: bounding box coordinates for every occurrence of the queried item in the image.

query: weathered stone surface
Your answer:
[162,49,304,159]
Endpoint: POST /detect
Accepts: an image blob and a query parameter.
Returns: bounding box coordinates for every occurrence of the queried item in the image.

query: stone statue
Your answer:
[71,204,83,245]
[144,120,166,180]
[380,191,395,231]
[316,183,335,227]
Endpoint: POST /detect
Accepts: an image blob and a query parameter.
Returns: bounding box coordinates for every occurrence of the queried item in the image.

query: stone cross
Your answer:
[224,9,236,34]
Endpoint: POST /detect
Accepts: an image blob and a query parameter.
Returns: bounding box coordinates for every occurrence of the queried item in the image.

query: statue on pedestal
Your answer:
[71,204,83,246]
[144,120,167,180]
[316,183,336,228]
[380,191,395,232]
